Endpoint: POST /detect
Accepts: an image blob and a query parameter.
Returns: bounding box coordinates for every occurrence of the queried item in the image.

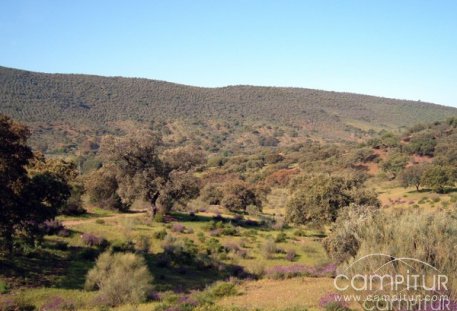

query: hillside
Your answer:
[1,66,456,153]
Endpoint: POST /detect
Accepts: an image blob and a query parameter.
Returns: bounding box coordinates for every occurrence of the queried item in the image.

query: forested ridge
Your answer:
[1,66,456,154]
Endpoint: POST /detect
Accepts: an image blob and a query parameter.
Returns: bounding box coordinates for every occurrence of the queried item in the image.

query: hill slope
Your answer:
[1,66,456,152]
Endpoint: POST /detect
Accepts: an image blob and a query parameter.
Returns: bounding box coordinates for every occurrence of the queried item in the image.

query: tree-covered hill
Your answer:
[1,66,456,153]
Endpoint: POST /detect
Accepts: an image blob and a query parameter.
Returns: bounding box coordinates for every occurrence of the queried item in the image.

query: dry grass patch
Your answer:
[218,277,334,310]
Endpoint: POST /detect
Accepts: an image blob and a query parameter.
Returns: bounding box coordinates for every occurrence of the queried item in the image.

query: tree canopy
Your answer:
[0,115,70,253]
[90,132,205,216]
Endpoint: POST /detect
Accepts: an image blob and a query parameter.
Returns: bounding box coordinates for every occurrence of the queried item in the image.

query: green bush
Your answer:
[205,238,225,255]
[154,213,165,223]
[207,281,238,298]
[197,231,206,243]
[84,251,153,306]
[154,229,167,240]
[406,130,436,156]
[275,232,288,243]
[0,279,9,294]
[221,181,261,213]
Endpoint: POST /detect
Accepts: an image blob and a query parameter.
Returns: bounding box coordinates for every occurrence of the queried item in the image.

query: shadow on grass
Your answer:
[1,235,252,294]
[144,251,252,293]
[0,239,99,290]
[407,187,457,194]
[171,211,266,230]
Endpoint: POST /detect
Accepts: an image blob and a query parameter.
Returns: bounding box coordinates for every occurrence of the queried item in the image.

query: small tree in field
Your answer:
[97,133,205,217]
[400,164,427,191]
[221,181,261,213]
[286,174,379,225]
[421,165,455,193]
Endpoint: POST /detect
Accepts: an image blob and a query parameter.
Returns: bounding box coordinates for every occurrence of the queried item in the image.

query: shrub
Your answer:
[319,293,350,311]
[275,232,288,243]
[154,212,165,223]
[286,249,297,261]
[153,229,167,240]
[135,235,151,253]
[261,239,277,259]
[85,252,153,306]
[81,233,108,248]
[0,279,9,294]
[57,228,71,237]
[207,281,238,298]
[161,236,199,265]
[271,218,286,230]
[224,242,248,258]
[258,135,279,147]
[406,131,437,156]
[171,223,186,233]
[221,181,261,213]
[197,231,206,243]
[41,219,64,235]
[205,238,225,255]
[221,222,239,236]
[340,209,457,297]
[323,204,378,264]
[78,248,99,260]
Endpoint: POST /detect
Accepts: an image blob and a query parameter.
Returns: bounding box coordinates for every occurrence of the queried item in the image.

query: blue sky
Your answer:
[1,1,456,107]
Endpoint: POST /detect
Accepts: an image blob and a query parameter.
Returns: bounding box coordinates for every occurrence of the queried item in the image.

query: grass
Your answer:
[1,207,331,310]
[218,277,335,311]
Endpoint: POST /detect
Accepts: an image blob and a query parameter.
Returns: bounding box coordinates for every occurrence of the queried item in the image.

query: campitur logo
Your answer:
[332,253,454,311]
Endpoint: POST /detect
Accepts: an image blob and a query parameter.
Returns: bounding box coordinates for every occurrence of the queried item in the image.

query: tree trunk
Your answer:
[149,192,160,219]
